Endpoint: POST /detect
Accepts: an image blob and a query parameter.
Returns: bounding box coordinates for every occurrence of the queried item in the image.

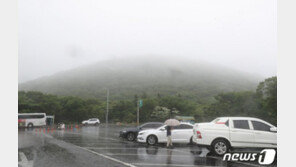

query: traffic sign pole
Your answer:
[137,99,143,126]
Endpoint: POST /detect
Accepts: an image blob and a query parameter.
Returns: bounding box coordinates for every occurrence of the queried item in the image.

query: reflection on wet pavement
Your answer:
[18,125,276,167]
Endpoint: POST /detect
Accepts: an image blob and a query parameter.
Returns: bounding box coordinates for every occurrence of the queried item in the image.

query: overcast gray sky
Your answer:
[18,0,276,83]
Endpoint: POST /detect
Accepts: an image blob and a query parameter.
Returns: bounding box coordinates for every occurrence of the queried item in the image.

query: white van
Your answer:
[193,117,277,155]
[18,113,47,128]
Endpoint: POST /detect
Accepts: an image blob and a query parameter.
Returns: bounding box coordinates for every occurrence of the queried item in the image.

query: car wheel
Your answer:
[27,123,33,129]
[126,133,135,141]
[211,139,230,156]
[85,123,88,126]
[147,135,157,145]
[95,122,99,126]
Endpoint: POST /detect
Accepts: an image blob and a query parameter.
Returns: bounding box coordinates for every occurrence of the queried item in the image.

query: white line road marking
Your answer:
[40,131,137,167]
[74,145,137,167]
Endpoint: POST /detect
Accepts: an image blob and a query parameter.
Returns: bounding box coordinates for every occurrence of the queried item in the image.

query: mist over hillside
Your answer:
[19,57,262,102]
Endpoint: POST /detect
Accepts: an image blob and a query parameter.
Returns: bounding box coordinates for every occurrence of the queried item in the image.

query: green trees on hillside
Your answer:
[18,92,105,123]
[204,92,259,120]
[201,77,277,125]
[18,77,277,125]
[150,106,180,121]
[256,77,277,125]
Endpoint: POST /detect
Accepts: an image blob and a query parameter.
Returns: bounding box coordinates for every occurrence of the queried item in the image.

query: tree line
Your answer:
[18,76,277,125]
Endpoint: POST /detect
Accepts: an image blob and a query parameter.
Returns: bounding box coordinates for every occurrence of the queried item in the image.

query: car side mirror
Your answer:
[160,128,165,131]
[270,127,277,132]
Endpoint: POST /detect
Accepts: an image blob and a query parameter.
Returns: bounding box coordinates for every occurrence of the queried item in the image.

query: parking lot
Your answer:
[18,125,275,167]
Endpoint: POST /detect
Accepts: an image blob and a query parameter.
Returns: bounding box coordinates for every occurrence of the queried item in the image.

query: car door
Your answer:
[156,126,167,142]
[251,120,277,148]
[229,119,255,147]
[140,123,154,130]
[171,125,182,142]
[172,124,193,143]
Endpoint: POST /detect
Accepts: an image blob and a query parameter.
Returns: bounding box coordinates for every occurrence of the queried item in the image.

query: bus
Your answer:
[18,113,47,128]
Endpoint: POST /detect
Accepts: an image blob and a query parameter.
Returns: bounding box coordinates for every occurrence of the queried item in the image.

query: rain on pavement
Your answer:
[18,125,274,167]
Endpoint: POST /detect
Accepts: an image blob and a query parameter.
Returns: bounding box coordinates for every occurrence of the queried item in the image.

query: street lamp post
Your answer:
[106,88,109,125]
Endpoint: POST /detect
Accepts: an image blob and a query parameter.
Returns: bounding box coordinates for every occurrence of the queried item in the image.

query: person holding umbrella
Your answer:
[164,119,180,148]
[166,125,173,148]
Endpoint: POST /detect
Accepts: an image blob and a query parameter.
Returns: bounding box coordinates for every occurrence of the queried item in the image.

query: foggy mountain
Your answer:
[19,57,262,102]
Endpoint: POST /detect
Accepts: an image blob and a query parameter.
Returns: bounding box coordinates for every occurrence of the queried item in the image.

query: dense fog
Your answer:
[19,0,276,83]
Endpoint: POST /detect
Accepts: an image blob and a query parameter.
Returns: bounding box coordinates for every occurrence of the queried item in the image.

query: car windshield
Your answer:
[159,125,167,130]
[211,118,220,123]
[211,118,228,123]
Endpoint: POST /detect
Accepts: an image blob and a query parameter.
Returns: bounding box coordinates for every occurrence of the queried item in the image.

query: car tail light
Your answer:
[196,131,202,139]
[18,119,25,123]
[216,122,225,124]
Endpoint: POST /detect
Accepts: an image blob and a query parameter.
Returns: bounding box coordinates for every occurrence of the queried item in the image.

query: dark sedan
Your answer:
[119,122,163,141]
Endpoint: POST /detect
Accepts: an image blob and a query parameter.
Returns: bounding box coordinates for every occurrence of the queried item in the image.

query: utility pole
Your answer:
[106,88,109,125]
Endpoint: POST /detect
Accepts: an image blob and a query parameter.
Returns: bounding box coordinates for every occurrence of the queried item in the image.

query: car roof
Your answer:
[179,122,194,126]
[218,117,261,120]
[160,122,193,127]
[142,122,163,124]
[216,117,274,126]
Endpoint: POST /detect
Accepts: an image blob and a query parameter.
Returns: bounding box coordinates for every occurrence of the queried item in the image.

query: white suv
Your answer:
[193,117,277,155]
[82,118,100,126]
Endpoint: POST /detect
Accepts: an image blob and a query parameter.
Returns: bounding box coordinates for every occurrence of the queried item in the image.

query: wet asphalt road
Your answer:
[18,125,276,167]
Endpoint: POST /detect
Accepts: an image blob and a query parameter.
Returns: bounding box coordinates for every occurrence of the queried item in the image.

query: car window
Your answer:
[141,124,153,129]
[174,124,192,129]
[251,121,271,132]
[212,118,220,123]
[225,120,229,127]
[154,123,163,128]
[233,120,250,130]
[142,123,163,129]
[18,114,45,119]
[182,124,193,129]
[172,125,180,129]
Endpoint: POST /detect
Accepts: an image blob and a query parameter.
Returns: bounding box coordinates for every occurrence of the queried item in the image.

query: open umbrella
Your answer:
[164,119,180,126]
